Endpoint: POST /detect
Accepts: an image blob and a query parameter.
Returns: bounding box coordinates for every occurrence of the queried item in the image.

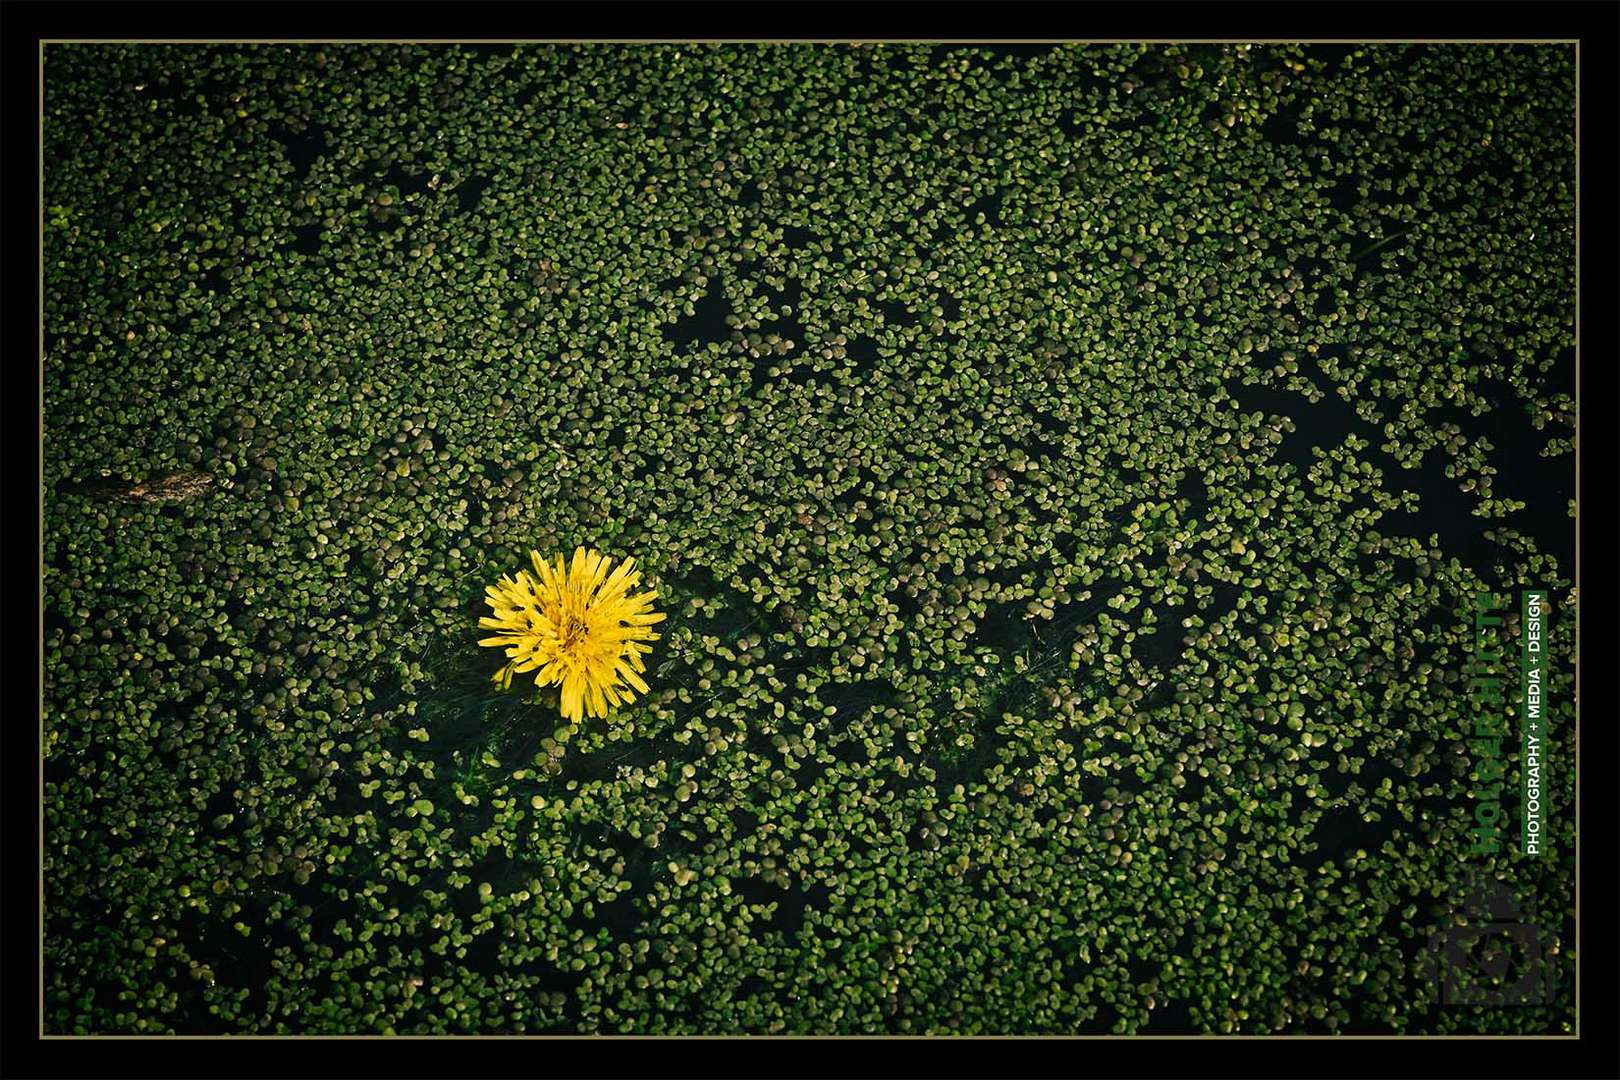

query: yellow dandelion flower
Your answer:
[478,546,667,723]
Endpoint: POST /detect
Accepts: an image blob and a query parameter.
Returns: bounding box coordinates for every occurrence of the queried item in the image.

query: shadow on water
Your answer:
[379,162,434,198]
[965,189,1003,227]
[732,877,833,940]
[455,175,493,214]
[289,222,323,256]
[662,281,734,348]
[818,676,900,736]
[271,122,329,184]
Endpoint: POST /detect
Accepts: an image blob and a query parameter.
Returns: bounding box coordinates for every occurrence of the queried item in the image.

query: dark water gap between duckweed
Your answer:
[1222,348,1572,575]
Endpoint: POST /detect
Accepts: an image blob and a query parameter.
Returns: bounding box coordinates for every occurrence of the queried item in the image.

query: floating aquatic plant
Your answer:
[41,41,1575,1036]
[479,546,665,722]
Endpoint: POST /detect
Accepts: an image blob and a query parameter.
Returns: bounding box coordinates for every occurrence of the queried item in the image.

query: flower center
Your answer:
[560,614,589,651]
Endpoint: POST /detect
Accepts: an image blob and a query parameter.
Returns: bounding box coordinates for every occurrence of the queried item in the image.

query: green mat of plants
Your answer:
[44,43,1575,1034]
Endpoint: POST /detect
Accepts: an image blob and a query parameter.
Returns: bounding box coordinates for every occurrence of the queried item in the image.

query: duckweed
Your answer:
[44,42,1573,1034]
